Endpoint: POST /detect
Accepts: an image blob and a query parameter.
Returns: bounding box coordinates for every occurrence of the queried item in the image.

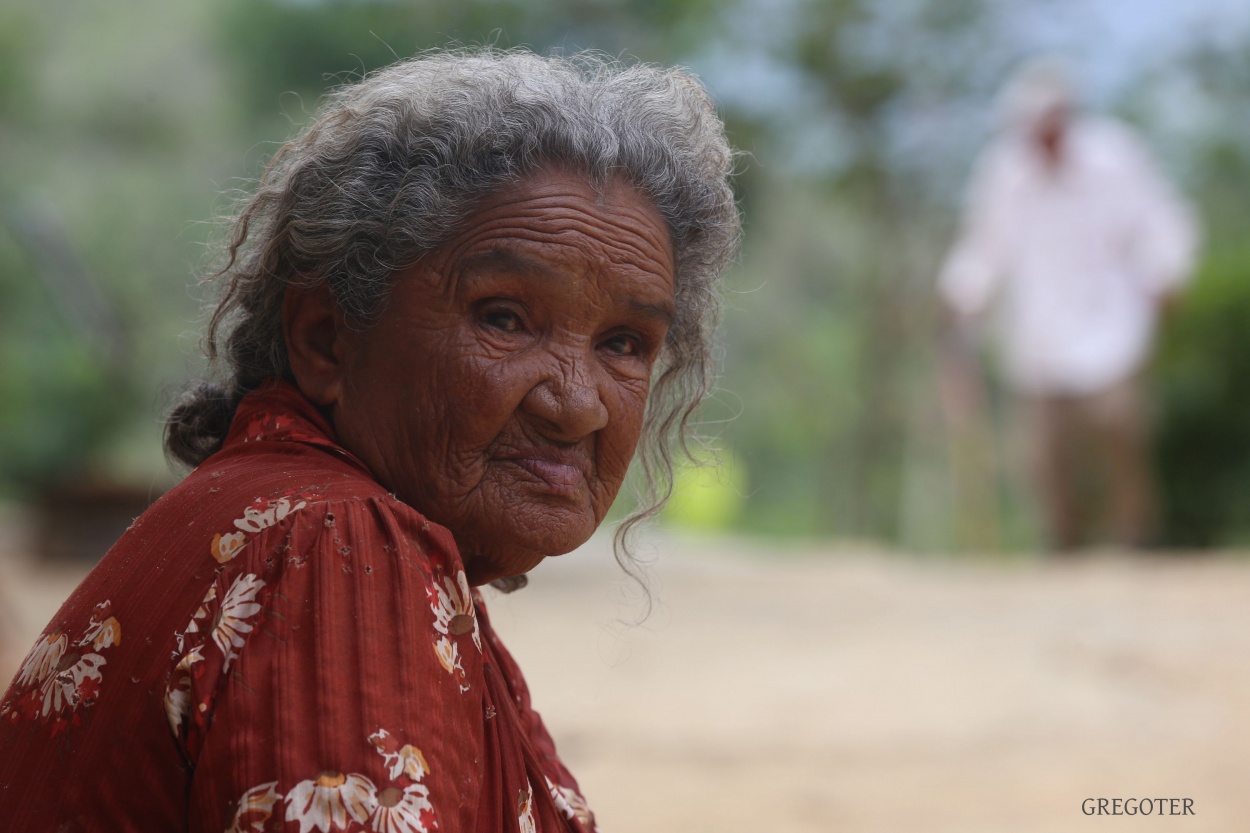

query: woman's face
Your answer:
[332,168,675,585]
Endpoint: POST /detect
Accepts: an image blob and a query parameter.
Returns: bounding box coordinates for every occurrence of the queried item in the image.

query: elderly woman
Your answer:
[0,50,738,832]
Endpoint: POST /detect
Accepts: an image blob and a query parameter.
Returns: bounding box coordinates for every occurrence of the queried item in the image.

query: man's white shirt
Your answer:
[940,118,1199,395]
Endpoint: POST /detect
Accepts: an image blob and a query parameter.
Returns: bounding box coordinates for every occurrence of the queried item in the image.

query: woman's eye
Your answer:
[601,333,643,357]
[481,308,522,333]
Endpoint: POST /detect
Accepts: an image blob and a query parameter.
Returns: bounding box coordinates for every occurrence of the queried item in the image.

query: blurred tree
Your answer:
[1155,243,1250,545]
[0,198,133,493]
[1151,36,1250,546]
[214,0,731,152]
[711,0,1008,544]
[5,0,1249,553]
[0,0,227,496]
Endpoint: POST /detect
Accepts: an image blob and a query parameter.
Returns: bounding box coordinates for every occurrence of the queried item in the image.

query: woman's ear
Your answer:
[283,282,349,407]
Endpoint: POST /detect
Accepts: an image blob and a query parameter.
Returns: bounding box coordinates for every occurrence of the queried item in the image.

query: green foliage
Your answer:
[662,448,748,532]
[1155,240,1250,545]
[0,230,133,494]
[1145,35,1250,547]
[4,0,1250,552]
[216,0,520,122]
[214,0,728,150]
[0,5,40,124]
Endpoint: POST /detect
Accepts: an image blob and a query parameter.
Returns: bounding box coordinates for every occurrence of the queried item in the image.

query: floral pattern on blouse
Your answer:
[226,781,282,833]
[165,571,270,750]
[428,568,481,693]
[212,487,315,565]
[0,600,121,736]
[286,772,378,833]
[0,382,600,831]
[228,727,439,833]
[545,777,598,832]
[517,782,538,833]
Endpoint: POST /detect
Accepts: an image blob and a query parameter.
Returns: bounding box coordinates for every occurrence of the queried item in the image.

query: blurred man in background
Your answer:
[939,58,1200,551]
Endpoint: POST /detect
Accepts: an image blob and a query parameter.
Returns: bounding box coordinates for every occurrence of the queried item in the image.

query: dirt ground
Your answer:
[2,518,1247,832]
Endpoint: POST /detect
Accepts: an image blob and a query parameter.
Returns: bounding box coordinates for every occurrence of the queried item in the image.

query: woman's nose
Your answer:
[521,359,610,441]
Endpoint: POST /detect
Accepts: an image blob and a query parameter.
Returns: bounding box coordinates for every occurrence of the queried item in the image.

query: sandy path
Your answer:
[2,521,1247,832]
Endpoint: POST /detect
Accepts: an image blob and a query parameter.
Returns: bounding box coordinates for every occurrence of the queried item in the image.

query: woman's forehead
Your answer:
[433,171,675,285]
[456,236,671,288]
[465,170,669,251]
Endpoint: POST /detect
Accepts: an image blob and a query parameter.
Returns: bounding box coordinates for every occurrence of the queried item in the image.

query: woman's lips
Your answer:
[499,450,588,496]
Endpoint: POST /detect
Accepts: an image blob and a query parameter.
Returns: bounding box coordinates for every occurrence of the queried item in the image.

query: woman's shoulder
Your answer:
[0,452,483,827]
[0,443,462,739]
[155,441,465,591]
[155,473,491,809]
[147,430,454,558]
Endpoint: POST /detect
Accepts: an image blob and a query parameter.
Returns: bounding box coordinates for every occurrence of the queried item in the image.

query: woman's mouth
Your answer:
[498,449,589,496]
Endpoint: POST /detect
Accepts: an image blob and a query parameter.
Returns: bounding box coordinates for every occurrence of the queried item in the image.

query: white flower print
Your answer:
[432,637,468,693]
[165,575,265,748]
[233,729,440,833]
[186,585,218,633]
[163,684,190,736]
[517,782,537,833]
[370,783,436,833]
[15,632,68,689]
[227,781,282,833]
[39,650,106,716]
[1,600,121,729]
[174,584,218,656]
[368,728,430,782]
[212,573,266,668]
[208,494,308,564]
[429,570,480,651]
[81,601,122,651]
[163,645,204,735]
[167,582,217,733]
[546,777,597,830]
[285,771,377,833]
[234,495,308,534]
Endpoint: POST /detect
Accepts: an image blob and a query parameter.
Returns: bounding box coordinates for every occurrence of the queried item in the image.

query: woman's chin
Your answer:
[462,553,544,587]
[459,521,596,586]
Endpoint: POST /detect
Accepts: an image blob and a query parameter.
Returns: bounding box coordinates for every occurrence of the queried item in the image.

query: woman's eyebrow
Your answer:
[461,247,548,277]
[626,298,676,325]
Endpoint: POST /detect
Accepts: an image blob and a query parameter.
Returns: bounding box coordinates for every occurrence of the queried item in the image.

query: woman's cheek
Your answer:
[613,379,651,436]
[602,388,650,476]
[477,352,541,404]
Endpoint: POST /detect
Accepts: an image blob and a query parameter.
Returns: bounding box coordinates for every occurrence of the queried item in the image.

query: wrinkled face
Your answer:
[332,168,676,585]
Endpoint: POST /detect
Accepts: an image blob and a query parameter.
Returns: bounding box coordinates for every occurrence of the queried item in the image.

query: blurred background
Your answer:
[2,0,1249,830]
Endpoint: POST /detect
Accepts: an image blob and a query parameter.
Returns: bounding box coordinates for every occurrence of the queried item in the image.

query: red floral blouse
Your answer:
[0,382,599,833]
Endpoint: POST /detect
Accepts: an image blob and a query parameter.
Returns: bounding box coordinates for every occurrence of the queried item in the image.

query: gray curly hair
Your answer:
[167,48,740,574]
